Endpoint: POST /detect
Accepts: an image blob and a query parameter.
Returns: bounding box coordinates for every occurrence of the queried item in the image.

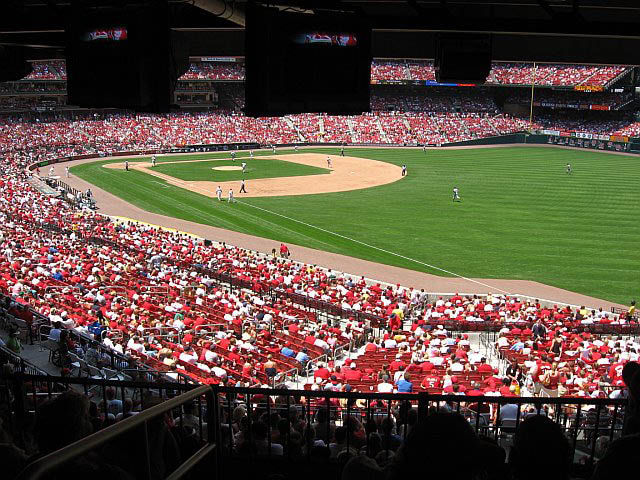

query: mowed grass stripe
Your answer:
[72,146,640,305]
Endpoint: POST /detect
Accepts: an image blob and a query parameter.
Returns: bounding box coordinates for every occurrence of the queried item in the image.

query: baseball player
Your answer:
[294,145,299,152]
[327,156,332,169]
[151,155,157,167]
[231,151,236,162]
[49,166,54,177]
[215,185,222,201]
[453,187,461,202]
[240,179,247,193]
[566,163,572,174]
[272,145,276,154]
[401,164,407,176]
[125,161,129,171]
[340,146,344,156]
[241,161,247,174]
[423,144,427,153]
[65,166,70,178]
[228,188,235,203]
[249,150,254,159]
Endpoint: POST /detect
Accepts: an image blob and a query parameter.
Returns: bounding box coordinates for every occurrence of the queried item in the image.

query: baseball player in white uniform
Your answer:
[228,188,235,203]
[231,151,236,161]
[151,155,157,167]
[49,166,54,177]
[453,187,461,202]
[249,150,254,159]
[241,162,247,174]
[272,145,276,154]
[215,185,222,201]
[327,156,332,169]
[65,166,70,178]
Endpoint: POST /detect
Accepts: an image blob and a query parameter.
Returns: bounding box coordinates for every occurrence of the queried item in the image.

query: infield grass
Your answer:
[71,146,640,305]
[152,157,329,182]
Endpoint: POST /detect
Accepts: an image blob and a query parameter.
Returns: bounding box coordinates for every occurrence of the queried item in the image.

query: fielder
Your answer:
[327,156,332,169]
[125,161,129,171]
[151,155,157,167]
[215,185,222,201]
[453,187,461,202]
[566,163,572,174]
[241,161,247,174]
[272,145,276,154]
[240,179,247,193]
[231,151,236,161]
[401,164,407,176]
[423,144,427,153]
[228,188,235,203]
[340,146,344,156]
[249,150,254,159]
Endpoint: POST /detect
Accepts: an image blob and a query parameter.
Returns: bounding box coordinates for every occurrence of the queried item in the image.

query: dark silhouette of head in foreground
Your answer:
[387,412,505,479]
[509,415,571,480]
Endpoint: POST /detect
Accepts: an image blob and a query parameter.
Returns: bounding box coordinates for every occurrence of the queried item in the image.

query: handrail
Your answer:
[0,346,50,376]
[211,385,629,406]
[14,384,212,480]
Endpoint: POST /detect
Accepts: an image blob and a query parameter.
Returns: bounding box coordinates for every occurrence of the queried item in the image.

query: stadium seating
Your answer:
[14,60,629,86]
[179,61,245,81]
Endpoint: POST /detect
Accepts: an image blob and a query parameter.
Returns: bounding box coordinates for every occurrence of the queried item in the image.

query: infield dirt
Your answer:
[103,153,403,198]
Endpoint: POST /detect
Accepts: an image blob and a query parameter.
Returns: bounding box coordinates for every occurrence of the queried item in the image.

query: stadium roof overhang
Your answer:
[2,0,640,64]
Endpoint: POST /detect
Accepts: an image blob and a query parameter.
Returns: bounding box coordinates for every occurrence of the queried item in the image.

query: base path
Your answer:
[104,153,403,198]
[53,150,626,311]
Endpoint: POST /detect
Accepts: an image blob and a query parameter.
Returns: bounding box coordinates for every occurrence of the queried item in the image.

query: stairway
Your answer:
[375,117,388,143]
[346,117,356,142]
[284,116,305,142]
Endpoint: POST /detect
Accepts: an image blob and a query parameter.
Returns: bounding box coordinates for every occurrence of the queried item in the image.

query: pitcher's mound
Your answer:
[212,166,243,171]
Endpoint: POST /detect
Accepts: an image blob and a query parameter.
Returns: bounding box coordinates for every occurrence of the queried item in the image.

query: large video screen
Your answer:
[82,28,128,42]
[245,7,371,116]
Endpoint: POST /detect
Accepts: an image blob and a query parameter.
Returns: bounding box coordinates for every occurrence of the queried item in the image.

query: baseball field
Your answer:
[70,146,639,305]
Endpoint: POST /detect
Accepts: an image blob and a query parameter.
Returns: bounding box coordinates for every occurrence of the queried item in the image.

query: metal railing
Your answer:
[210,385,628,476]
[0,346,49,376]
[0,375,631,479]
[13,381,215,480]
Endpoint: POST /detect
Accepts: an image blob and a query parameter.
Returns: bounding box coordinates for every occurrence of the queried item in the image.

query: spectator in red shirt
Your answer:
[344,363,363,381]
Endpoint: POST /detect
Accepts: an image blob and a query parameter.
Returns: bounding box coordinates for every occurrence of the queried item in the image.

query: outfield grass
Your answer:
[71,146,640,305]
[152,158,329,182]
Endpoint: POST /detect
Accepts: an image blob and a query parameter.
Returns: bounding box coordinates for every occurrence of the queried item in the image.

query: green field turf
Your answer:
[152,158,329,182]
[70,146,640,305]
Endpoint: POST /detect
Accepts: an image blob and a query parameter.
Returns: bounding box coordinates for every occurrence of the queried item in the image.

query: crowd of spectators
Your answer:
[371,88,499,113]
[0,110,532,152]
[300,293,635,398]
[24,60,66,81]
[370,59,627,86]
[486,64,628,87]
[505,90,634,110]
[8,60,629,87]
[3,366,639,480]
[179,61,245,81]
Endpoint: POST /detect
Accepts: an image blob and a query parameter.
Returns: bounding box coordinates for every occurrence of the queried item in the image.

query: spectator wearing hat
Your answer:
[344,362,363,381]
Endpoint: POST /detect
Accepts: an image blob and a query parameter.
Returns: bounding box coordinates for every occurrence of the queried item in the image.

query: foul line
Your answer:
[237,200,512,295]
